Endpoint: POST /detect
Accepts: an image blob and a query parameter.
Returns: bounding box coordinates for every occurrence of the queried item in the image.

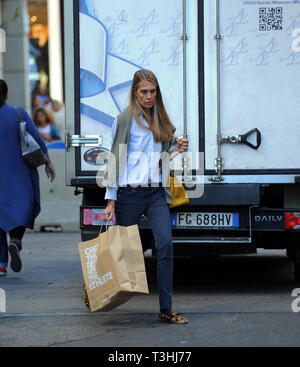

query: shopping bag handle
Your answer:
[99,223,109,234]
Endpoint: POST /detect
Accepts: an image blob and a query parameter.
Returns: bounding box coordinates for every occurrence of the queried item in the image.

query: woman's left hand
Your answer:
[176,137,189,153]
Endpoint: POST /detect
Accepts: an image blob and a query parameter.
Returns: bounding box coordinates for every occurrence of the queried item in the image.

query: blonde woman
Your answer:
[103,70,189,324]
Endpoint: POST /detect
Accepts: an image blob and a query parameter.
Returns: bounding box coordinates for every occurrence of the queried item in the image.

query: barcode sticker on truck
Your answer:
[259,7,283,31]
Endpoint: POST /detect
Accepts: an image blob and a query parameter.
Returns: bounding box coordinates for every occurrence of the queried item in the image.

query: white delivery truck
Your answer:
[64,0,300,281]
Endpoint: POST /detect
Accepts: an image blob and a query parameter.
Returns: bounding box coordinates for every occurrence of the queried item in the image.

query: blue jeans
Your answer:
[115,187,173,311]
[0,227,25,268]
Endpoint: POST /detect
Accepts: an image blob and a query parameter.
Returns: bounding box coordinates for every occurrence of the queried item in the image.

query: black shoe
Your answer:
[8,242,22,273]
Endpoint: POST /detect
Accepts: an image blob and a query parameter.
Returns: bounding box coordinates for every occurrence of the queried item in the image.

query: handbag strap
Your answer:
[15,107,24,124]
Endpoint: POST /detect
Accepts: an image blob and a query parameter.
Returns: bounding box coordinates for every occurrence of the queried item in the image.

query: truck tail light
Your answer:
[83,208,115,226]
[284,213,300,229]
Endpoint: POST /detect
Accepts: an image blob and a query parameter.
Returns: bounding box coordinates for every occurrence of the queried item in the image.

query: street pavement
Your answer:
[1,232,300,347]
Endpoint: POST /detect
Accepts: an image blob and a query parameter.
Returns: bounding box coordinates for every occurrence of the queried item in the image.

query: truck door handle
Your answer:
[221,128,262,150]
[240,128,261,150]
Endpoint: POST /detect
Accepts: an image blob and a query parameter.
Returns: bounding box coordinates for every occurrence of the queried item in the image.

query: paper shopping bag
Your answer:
[79,225,149,312]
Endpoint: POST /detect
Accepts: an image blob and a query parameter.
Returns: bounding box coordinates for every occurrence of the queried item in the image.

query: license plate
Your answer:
[172,212,239,228]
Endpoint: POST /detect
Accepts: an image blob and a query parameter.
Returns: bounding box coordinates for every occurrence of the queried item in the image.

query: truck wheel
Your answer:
[294,251,300,283]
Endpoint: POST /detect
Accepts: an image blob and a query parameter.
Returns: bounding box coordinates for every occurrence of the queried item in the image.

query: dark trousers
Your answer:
[115,187,173,311]
[0,227,25,267]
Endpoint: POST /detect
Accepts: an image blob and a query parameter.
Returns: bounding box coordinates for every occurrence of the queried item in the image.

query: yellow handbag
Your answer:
[169,170,190,208]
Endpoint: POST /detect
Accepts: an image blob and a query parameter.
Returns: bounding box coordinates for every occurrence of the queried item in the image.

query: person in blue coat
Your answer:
[0,79,56,276]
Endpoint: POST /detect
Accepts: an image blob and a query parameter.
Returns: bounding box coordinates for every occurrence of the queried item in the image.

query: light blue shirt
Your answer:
[105,117,162,201]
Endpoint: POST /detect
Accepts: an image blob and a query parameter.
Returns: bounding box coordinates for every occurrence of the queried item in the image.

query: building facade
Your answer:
[0,0,30,109]
[0,0,63,111]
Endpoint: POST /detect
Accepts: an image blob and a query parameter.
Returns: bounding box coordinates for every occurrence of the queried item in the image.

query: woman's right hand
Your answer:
[103,201,116,222]
[44,153,56,182]
[45,162,56,182]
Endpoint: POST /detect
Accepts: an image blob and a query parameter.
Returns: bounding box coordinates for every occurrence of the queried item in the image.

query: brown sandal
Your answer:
[158,312,189,324]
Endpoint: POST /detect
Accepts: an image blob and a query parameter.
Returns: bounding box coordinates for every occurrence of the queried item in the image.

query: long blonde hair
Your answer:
[129,70,174,142]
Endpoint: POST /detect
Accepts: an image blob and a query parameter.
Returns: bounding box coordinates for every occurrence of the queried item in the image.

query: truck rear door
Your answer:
[204,1,300,183]
[65,0,199,184]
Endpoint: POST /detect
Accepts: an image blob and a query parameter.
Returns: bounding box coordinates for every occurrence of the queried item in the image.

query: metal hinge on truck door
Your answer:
[65,131,103,152]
